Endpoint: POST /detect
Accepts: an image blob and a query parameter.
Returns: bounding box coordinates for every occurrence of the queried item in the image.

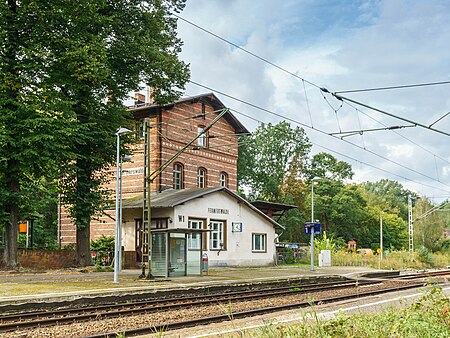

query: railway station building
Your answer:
[59,93,285,272]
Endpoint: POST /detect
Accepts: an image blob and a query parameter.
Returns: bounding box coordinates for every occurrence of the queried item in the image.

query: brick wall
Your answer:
[60,96,242,245]
[0,249,77,269]
[158,101,238,191]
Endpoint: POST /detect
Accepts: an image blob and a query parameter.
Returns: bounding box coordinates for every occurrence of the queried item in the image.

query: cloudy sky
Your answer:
[173,0,450,202]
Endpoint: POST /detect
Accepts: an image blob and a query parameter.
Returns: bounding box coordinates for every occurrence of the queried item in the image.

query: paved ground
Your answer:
[0,265,378,305]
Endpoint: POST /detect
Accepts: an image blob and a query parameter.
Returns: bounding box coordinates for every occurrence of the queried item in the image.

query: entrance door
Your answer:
[169,237,186,276]
[135,219,144,262]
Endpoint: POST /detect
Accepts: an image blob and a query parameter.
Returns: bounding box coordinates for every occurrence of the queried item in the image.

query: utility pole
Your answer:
[380,211,383,260]
[408,194,413,258]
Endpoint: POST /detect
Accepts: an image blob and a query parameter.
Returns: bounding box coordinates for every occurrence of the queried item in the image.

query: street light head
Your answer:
[116,127,132,136]
[312,176,322,181]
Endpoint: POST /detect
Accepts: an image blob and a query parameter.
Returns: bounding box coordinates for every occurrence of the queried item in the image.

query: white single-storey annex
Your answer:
[120,187,284,274]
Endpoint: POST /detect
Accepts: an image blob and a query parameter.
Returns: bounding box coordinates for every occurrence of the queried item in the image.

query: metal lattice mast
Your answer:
[139,108,228,278]
[140,118,152,278]
[408,194,413,257]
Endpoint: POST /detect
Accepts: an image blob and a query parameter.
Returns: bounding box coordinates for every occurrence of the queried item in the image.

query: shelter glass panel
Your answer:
[150,232,167,277]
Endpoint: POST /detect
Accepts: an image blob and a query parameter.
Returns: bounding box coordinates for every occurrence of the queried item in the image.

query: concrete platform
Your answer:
[0,265,379,305]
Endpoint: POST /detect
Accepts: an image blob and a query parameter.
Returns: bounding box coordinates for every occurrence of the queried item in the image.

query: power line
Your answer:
[341,101,450,165]
[329,125,416,138]
[226,106,450,195]
[175,14,321,90]
[175,16,449,189]
[334,80,450,94]
[331,92,450,137]
[177,14,449,139]
[188,81,450,191]
[429,111,450,128]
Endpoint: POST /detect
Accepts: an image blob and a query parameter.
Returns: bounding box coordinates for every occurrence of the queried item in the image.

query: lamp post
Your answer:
[118,155,132,272]
[114,127,131,283]
[310,177,321,271]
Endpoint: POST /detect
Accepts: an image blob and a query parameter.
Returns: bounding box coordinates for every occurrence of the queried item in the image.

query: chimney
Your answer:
[147,87,155,105]
[134,93,146,106]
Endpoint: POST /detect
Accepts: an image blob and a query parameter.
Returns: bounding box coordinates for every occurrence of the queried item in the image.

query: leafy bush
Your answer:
[90,235,114,252]
[315,231,336,251]
[282,248,297,264]
[438,239,450,252]
[416,246,432,265]
[90,235,114,267]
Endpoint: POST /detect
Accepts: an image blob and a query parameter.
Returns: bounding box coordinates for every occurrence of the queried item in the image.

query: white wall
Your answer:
[122,207,174,252]
[174,191,277,267]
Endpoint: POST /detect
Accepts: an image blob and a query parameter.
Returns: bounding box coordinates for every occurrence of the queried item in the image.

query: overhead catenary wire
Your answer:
[174,14,321,90]
[174,16,449,192]
[188,81,450,191]
[176,14,450,165]
[226,106,450,195]
[334,80,450,94]
[331,92,450,137]
[176,14,449,139]
[341,100,450,166]
[429,111,450,128]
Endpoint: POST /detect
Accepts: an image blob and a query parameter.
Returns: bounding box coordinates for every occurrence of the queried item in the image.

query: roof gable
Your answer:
[122,187,284,229]
[130,93,249,134]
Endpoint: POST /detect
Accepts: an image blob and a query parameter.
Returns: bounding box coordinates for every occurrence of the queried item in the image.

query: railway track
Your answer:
[87,282,426,338]
[2,269,449,337]
[0,279,372,332]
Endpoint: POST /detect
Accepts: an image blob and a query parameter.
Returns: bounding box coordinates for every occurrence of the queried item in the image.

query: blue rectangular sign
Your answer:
[304,222,321,235]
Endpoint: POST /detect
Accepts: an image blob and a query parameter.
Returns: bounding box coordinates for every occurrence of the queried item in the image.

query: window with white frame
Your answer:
[252,233,267,252]
[188,219,203,250]
[197,126,207,147]
[219,172,228,187]
[209,220,225,250]
[173,162,184,189]
[197,168,206,188]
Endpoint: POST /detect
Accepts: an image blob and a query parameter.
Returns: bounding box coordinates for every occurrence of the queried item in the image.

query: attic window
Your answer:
[197,126,208,147]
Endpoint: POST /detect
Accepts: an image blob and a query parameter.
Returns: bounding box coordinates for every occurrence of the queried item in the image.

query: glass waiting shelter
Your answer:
[150,228,209,278]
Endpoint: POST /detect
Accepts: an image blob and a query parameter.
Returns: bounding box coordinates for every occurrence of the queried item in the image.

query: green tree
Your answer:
[413,197,447,251]
[305,152,354,181]
[0,1,70,268]
[0,0,190,268]
[50,0,190,266]
[361,179,414,220]
[238,121,311,201]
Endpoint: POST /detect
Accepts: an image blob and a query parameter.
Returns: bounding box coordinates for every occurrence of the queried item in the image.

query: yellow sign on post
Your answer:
[377,248,382,254]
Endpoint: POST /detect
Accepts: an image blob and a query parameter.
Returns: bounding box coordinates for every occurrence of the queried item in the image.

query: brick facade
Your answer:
[60,93,248,246]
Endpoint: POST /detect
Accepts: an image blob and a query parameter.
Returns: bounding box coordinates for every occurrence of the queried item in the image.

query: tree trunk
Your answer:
[76,224,91,266]
[3,175,20,269]
[74,154,93,267]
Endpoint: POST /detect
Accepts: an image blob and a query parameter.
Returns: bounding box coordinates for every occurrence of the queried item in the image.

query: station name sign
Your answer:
[208,208,229,215]
[122,167,144,176]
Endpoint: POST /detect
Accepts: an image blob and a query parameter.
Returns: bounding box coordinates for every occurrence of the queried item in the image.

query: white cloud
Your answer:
[176,0,450,201]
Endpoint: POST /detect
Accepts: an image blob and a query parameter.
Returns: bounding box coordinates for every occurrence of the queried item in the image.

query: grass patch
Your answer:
[240,286,450,337]
[291,250,450,270]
